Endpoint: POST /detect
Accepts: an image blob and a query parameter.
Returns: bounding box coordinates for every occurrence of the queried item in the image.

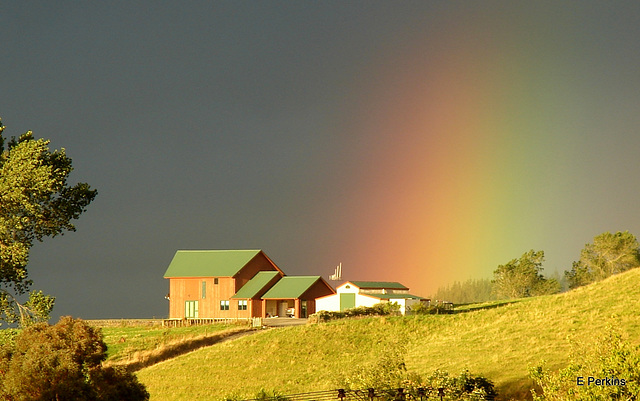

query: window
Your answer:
[220,300,229,311]
[201,281,206,299]
[238,300,247,311]
[214,278,219,285]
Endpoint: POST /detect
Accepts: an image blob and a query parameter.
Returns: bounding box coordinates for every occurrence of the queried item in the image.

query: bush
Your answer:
[309,302,401,322]
[223,389,289,401]
[412,369,497,401]
[341,346,495,400]
[0,329,18,347]
[529,326,640,400]
[407,301,454,315]
[0,316,149,401]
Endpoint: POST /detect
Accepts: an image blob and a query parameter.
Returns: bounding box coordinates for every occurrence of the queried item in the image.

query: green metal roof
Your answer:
[163,250,262,278]
[231,271,281,299]
[261,276,322,299]
[348,281,408,290]
[366,293,427,300]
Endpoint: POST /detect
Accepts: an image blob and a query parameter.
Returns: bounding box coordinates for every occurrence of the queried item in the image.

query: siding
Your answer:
[233,252,282,291]
[167,251,282,319]
[169,277,237,318]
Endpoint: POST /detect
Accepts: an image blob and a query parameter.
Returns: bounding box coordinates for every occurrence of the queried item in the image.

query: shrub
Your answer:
[0,316,149,401]
[341,346,495,400]
[0,329,18,347]
[310,302,401,322]
[407,301,454,315]
[223,389,289,401]
[529,325,640,400]
[411,369,497,401]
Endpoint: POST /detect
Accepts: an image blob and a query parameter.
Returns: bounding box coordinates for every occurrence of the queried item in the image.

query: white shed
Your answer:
[315,281,429,315]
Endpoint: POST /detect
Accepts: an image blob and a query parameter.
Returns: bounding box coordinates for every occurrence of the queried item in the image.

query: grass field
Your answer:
[132,269,640,401]
[102,323,244,364]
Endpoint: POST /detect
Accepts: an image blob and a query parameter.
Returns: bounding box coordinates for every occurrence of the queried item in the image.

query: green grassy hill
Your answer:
[134,268,640,401]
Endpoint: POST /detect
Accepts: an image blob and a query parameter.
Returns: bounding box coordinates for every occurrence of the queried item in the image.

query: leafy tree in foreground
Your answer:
[0,316,149,401]
[492,250,560,299]
[0,118,97,325]
[565,231,640,289]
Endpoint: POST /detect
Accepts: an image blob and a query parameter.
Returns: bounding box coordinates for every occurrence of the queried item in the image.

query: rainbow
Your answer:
[329,27,581,296]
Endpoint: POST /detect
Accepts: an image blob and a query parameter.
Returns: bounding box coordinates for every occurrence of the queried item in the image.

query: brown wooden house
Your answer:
[164,250,335,319]
[234,275,334,318]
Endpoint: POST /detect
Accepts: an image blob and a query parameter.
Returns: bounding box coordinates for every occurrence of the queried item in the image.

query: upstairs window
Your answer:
[201,281,206,299]
[214,278,219,285]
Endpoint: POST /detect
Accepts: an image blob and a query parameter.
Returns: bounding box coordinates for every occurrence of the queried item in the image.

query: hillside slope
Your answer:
[137,268,640,401]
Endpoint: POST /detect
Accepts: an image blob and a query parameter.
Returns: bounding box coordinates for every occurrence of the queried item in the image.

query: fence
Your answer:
[84,319,165,328]
[240,388,494,401]
[86,317,265,328]
[161,317,261,327]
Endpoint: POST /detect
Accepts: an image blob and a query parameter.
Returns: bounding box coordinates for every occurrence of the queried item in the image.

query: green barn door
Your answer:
[185,301,199,318]
[340,293,356,311]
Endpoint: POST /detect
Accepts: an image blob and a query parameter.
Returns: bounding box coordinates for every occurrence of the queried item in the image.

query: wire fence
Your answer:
[240,387,494,401]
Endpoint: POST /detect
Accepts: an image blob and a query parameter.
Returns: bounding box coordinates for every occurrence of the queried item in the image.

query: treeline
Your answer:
[432,231,640,303]
[432,279,496,304]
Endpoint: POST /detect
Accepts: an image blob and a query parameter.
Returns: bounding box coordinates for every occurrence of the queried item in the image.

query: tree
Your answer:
[0,316,149,400]
[492,250,560,299]
[433,278,495,304]
[0,118,97,325]
[565,231,640,289]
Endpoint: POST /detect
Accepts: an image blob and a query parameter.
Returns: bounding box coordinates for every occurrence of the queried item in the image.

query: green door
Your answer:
[340,293,356,311]
[185,300,199,318]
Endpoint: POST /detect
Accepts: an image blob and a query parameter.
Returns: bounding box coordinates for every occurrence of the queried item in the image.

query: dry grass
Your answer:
[104,327,255,372]
[101,323,252,366]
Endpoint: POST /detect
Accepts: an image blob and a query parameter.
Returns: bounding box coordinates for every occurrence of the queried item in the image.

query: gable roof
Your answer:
[163,250,262,278]
[364,293,427,300]
[347,281,409,290]
[231,271,281,299]
[261,276,323,299]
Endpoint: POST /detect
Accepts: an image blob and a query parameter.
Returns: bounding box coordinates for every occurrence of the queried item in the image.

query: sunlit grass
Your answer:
[102,324,240,363]
[135,269,640,401]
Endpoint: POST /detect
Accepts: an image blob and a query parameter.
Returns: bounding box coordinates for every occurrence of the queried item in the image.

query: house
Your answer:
[164,250,335,319]
[315,281,429,315]
[259,276,333,318]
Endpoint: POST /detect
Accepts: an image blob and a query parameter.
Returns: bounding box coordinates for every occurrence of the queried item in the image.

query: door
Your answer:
[340,293,356,311]
[185,300,199,318]
[278,301,288,317]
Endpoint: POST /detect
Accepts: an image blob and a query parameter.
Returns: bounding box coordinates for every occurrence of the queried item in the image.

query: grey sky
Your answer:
[2,1,640,319]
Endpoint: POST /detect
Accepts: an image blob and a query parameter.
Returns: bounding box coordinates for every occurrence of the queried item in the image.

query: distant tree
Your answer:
[492,250,560,299]
[0,118,97,326]
[0,316,149,400]
[433,278,495,304]
[565,231,640,289]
